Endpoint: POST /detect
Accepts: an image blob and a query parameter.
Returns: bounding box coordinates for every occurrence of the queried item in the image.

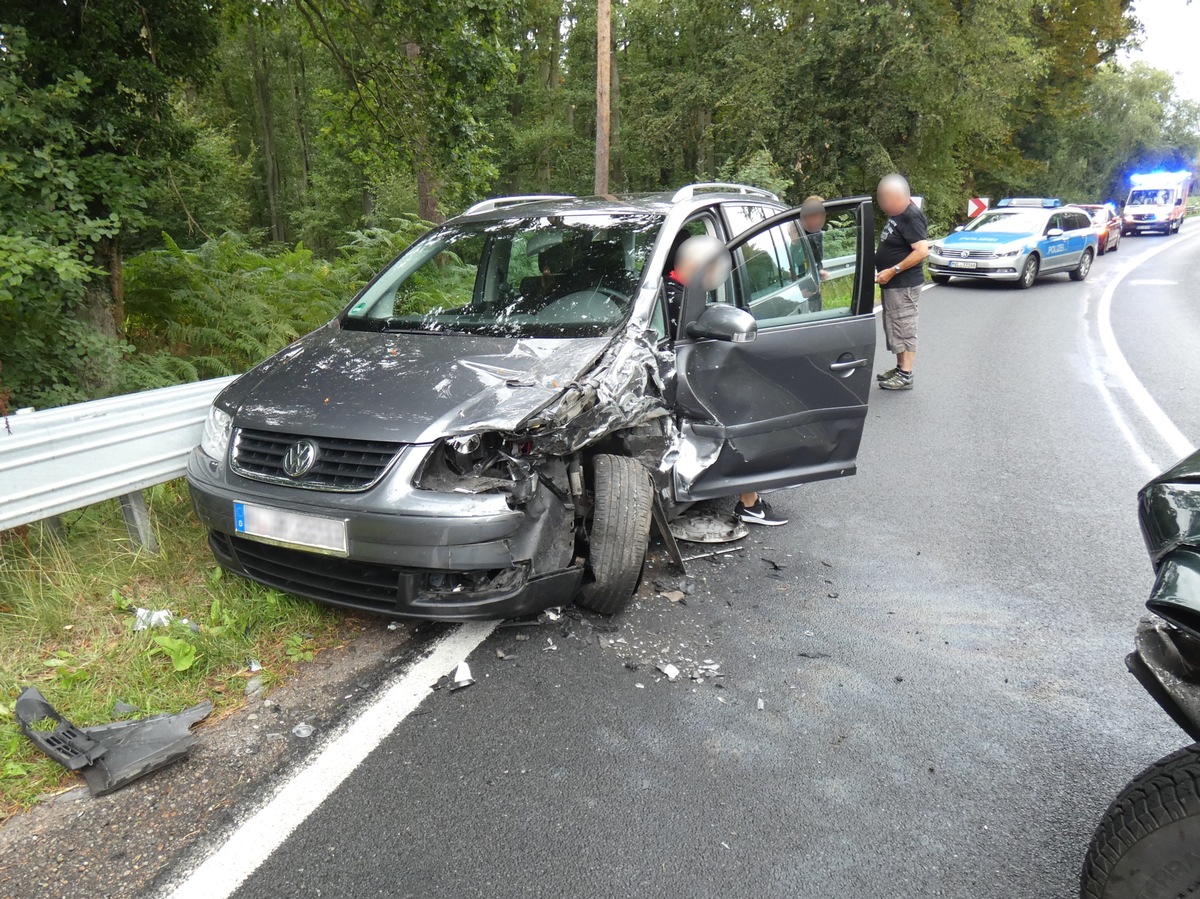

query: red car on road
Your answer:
[1078,203,1122,255]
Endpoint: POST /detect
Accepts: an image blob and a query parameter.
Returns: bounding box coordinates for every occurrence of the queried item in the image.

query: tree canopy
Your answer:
[1,0,1195,408]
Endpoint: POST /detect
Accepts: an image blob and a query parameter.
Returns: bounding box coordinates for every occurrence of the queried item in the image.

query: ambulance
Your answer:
[1122,171,1192,236]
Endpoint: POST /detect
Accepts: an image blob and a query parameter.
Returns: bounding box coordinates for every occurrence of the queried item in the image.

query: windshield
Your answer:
[964,211,1044,233]
[1128,189,1172,207]
[342,213,663,338]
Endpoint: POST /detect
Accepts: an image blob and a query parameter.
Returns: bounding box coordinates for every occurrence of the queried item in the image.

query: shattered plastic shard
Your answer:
[292,723,315,738]
[450,661,475,691]
[756,698,765,711]
[657,663,681,682]
[133,608,174,631]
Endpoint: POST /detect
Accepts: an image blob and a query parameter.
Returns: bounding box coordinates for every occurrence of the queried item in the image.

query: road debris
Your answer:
[245,675,266,699]
[657,662,681,682]
[761,557,786,571]
[661,590,686,604]
[541,607,564,623]
[292,723,315,738]
[387,621,402,631]
[113,700,138,716]
[450,661,476,691]
[247,659,263,672]
[635,683,645,689]
[14,686,212,796]
[543,638,558,652]
[756,698,765,711]
[668,512,749,544]
[495,649,516,661]
[133,608,173,631]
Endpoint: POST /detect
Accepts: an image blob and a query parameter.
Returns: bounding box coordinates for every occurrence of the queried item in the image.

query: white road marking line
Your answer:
[1127,278,1178,286]
[160,621,496,899]
[1094,234,1198,465]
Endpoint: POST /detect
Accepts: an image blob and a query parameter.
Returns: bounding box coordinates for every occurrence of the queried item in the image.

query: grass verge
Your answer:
[0,479,346,816]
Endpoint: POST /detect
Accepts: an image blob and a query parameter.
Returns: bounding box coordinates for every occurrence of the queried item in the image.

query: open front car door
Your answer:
[672,197,877,502]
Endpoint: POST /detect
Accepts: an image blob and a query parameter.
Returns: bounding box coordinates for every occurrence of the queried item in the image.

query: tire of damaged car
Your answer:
[1079,743,1200,898]
[576,454,653,616]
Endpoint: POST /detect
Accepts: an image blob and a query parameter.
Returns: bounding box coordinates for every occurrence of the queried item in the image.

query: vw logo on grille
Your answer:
[282,439,319,479]
[960,250,971,259]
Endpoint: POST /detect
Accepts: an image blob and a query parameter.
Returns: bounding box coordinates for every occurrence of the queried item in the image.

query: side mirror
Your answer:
[953,225,965,232]
[1046,227,1064,238]
[686,304,757,344]
[1177,198,1185,206]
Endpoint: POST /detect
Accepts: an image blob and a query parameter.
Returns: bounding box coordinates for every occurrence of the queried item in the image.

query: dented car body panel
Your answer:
[187,189,878,619]
[1130,448,1200,737]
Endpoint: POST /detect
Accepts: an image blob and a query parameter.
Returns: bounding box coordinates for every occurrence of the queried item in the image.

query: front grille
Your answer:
[212,533,524,614]
[230,428,403,491]
[1131,214,1156,222]
[951,249,996,259]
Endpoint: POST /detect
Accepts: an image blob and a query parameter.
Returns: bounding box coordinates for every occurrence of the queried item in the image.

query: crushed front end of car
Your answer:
[186,207,674,620]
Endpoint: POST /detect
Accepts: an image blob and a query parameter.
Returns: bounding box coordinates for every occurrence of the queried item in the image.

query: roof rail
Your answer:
[463,194,575,216]
[671,182,781,203]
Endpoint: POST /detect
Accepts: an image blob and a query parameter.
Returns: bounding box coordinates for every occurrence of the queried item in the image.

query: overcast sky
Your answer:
[1126,0,1200,103]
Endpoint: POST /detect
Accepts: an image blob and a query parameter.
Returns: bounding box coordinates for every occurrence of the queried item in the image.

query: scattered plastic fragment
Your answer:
[292,723,314,738]
[133,608,173,631]
[15,686,211,796]
[245,675,266,699]
[679,577,697,595]
[515,633,530,642]
[541,607,564,623]
[662,591,686,604]
[247,659,262,673]
[657,662,681,682]
[756,698,765,711]
[495,649,516,661]
[635,683,645,689]
[387,621,402,631]
[113,701,138,716]
[761,558,786,571]
[450,661,475,691]
[543,638,558,652]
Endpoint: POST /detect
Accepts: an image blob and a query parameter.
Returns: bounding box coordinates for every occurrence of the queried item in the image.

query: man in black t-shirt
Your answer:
[873,174,930,390]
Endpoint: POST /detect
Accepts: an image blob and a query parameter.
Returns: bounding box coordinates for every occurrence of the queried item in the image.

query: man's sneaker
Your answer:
[878,370,913,391]
[735,498,789,526]
[875,367,898,382]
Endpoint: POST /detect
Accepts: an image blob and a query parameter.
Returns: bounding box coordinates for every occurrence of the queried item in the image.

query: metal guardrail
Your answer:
[824,253,855,280]
[0,376,236,546]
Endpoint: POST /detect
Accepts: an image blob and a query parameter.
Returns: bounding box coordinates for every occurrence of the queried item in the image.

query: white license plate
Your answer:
[234,502,348,556]
[949,260,978,269]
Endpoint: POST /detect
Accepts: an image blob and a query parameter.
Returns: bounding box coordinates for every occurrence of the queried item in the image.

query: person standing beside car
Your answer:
[800,196,830,280]
[873,174,929,391]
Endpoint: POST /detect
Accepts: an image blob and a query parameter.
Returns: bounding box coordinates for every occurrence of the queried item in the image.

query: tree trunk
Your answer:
[594,0,611,195]
[406,41,443,223]
[248,23,285,242]
[610,46,622,190]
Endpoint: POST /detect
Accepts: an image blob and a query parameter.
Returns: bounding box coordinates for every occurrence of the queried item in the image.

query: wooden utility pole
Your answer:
[594,0,611,195]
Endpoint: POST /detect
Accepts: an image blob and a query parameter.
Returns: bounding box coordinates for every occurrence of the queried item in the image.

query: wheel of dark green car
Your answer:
[1080,743,1200,899]
[1070,248,1094,281]
[577,454,653,616]
[1017,254,1039,289]
[931,273,951,285]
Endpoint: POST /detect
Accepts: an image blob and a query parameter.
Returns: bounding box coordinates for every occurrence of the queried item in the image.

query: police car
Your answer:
[928,198,1100,289]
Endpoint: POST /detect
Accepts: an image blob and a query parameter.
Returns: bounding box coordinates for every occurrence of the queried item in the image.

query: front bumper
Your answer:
[1123,218,1169,233]
[186,447,579,620]
[927,252,1025,281]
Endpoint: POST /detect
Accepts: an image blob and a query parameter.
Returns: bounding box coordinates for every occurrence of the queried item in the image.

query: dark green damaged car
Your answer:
[1081,450,1200,898]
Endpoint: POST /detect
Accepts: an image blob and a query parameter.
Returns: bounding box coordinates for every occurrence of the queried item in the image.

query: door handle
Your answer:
[829,358,868,372]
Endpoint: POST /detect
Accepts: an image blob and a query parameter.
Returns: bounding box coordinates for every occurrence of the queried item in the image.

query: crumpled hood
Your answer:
[217,324,612,444]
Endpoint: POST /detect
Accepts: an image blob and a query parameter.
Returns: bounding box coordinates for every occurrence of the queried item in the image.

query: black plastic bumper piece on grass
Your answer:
[15,686,212,796]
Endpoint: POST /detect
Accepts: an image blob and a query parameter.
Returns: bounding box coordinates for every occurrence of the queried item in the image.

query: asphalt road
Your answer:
[185,231,1199,899]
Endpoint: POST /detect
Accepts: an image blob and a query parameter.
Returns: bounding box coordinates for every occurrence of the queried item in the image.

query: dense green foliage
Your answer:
[2,0,1197,409]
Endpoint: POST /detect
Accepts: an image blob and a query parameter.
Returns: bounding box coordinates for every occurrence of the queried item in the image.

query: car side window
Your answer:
[1073,212,1092,231]
[730,208,859,327]
[1045,213,1064,234]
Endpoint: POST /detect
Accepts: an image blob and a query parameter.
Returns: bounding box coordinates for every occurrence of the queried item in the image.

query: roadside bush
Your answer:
[120,217,430,389]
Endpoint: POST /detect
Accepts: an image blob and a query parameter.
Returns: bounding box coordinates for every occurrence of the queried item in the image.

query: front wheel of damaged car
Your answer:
[577,454,653,616]
[1079,743,1200,899]
[1016,254,1039,290]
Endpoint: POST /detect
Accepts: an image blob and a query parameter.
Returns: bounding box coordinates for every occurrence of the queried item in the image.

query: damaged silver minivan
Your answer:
[186,184,878,619]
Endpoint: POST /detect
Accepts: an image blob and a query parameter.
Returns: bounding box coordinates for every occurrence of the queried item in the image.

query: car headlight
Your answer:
[200,406,234,461]
[930,244,945,255]
[994,248,1021,257]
